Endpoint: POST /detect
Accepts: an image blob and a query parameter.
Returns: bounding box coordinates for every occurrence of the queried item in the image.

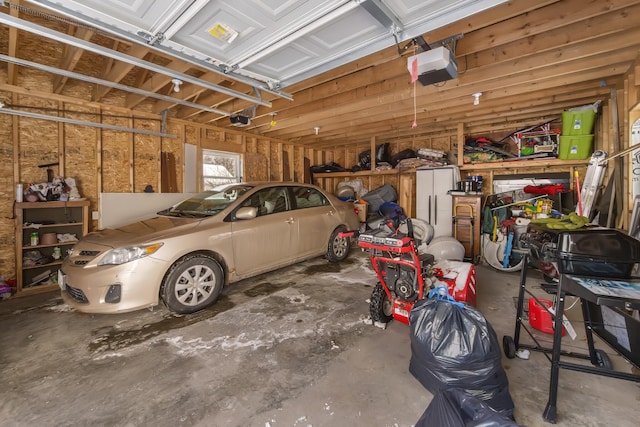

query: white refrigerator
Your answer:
[415,166,460,238]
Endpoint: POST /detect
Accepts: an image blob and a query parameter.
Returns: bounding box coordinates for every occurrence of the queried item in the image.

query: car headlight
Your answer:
[98,243,163,265]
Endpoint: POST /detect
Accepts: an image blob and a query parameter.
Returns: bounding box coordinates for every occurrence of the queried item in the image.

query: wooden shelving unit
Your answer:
[460,158,589,171]
[14,200,90,296]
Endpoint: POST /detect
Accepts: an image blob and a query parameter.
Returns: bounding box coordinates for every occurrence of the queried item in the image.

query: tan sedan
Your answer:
[58,182,360,314]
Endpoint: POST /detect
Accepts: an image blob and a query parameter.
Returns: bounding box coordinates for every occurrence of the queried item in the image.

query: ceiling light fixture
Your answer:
[472,92,482,105]
[270,113,277,127]
[171,78,183,92]
[314,126,320,135]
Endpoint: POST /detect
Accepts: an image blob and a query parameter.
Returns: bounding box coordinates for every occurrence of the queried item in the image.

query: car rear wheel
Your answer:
[326,226,350,262]
[162,254,224,314]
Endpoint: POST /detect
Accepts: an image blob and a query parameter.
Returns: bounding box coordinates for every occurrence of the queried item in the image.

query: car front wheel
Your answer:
[326,226,350,262]
[162,254,224,314]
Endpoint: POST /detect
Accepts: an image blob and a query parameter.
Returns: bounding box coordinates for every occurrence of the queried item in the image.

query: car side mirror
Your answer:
[236,206,257,220]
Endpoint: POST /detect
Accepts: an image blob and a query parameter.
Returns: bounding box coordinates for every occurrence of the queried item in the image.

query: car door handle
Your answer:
[328,210,335,216]
[285,217,295,224]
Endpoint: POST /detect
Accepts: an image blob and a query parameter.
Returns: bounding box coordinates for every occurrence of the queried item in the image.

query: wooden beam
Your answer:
[125,61,193,109]
[53,27,95,93]
[93,44,150,101]
[7,0,20,85]
[239,22,640,135]
[264,54,631,143]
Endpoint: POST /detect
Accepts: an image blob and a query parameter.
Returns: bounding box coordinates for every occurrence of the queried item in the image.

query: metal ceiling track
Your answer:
[0,54,234,117]
[0,12,274,107]
[23,0,293,101]
[0,104,177,138]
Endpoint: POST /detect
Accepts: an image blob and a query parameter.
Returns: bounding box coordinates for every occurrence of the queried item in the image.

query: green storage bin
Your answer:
[562,110,595,135]
[558,135,594,160]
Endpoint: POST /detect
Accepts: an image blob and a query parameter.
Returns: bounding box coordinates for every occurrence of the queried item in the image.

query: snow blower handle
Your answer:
[406,217,414,239]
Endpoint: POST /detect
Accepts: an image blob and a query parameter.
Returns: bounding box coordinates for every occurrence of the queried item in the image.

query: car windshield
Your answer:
[158,185,254,218]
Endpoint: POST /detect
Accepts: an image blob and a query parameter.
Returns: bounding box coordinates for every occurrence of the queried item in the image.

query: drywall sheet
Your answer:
[99,192,198,229]
[185,143,197,193]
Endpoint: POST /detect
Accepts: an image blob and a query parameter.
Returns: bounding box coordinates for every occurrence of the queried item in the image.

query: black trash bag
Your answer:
[390,148,416,167]
[358,149,372,169]
[358,142,392,169]
[409,294,515,418]
[309,162,347,174]
[376,142,391,164]
[416,388,522,427]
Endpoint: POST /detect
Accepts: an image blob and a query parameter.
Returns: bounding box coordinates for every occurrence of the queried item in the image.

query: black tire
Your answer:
[594,349,612,369]
[326,226,350,262]
[503,335,517,359]
[370,283,393,323]
[161,254,224,314]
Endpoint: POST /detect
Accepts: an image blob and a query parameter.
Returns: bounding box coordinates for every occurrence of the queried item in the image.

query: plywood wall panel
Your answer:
[244,153,268,181]
[0,93,14,278]
[132,119,161,192]
[245,136,257,153]
[269,142,283,181]
[63,106,99,210]
[163,121,184,192]
[333,148,346,168]
[345,146,357,170]
[257,140,270,156]
[185,125,199,145]
[370,174,385,191]
[431,136,452,151]
[398,140,414,152]
[292,146,304,182]
[101,115,132,193]
[18,114,59,184]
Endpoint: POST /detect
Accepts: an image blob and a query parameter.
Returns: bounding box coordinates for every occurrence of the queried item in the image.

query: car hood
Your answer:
[83,216,201,248]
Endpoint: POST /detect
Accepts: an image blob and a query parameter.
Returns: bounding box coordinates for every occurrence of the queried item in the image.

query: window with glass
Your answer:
[293,186,328,209]
[241,187,289,216]
[202,149,242,190]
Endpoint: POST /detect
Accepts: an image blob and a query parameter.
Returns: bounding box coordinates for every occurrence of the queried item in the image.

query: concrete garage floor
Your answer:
[1,250,639,427]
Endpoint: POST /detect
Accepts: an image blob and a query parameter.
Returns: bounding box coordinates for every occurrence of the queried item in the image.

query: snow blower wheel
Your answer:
[370,283,393,323]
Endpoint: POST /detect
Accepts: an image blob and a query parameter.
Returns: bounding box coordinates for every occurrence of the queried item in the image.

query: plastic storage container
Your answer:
[555,228,640,278]
[529,298,565,336]
[562,109,595,135]
[558,135,594,160]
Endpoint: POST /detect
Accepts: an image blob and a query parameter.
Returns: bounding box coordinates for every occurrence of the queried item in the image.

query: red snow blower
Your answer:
[358,218,438,324]
[358,217,477,324]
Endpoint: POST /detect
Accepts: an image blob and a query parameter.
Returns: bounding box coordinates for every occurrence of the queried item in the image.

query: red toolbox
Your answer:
[432,261,477,307]
[529,298,565,336]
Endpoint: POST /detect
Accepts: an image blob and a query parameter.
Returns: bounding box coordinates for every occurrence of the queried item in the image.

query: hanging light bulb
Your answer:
[472,92,482,105]
[314,126,320,135]
[270,113,277,127]
[171,78,183,93]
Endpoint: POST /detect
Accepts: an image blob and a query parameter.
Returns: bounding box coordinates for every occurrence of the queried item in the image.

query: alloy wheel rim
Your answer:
[175,265,215,306]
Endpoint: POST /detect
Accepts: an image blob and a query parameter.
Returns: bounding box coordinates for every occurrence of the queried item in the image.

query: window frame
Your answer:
[202,149,242,190]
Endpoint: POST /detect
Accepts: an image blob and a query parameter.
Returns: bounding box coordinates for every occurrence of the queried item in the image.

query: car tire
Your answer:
[161,254,224,314]
[370,283,393,323]
[326,226,350,262]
